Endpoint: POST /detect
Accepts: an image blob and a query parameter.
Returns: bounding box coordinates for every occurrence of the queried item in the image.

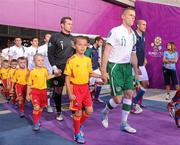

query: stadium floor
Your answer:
[0,89,179,145]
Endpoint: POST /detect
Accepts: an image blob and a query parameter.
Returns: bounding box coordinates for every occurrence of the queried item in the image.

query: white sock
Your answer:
[121,98,132,123]
[47,98,51,106]
[103,98,119,113]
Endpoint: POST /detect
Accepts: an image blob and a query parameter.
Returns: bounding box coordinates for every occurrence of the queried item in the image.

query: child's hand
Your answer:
[98,74,103,79]
[54,69,62,75]
[69,94,76,101]
[54,70,62,77]
[9,88,14,94]
[26,95,31,102]
[144,58,148,66]
[7,85,10,90]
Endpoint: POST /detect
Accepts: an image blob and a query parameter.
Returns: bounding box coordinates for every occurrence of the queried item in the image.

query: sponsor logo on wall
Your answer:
[148,36,163,57]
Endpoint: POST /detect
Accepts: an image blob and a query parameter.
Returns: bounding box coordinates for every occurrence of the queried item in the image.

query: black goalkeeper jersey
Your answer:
[48,32,75,69]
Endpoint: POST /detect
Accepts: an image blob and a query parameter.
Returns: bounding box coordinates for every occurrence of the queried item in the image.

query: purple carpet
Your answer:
[4,101,180,145]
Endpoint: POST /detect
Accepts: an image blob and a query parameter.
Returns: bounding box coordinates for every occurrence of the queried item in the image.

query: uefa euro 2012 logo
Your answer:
[148,36,163,57]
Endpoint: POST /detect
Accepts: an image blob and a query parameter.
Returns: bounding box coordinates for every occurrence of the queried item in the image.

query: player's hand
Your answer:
[54,69,62,77]
[138,68,142,75]
[98,74,102,79]
[144,58,148,66]
[134,72,140,87]
[69,94,76,101]
[135,72,140,81]
[54,69,62,76]
[101,70,109,84]
[135,79,141,88]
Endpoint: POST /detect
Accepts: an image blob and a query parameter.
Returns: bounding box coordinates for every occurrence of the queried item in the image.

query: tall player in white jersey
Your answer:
[101,7,139,134]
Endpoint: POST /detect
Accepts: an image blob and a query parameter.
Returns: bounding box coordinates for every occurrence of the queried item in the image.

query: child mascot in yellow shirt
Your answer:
[11,57,29,117]
[64,36,101,144]
[26,54,60,131]
[0,60,10,101]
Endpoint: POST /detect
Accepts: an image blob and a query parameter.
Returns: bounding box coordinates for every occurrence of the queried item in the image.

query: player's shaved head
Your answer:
[137,19,146,25]
[122,7,135,15]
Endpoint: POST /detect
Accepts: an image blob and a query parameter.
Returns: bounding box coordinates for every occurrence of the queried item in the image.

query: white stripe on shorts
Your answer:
[110,64,117,96]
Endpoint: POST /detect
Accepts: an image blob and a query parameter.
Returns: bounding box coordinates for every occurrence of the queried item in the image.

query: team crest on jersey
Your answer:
[116,86,122,93]
[148,36,163,57]
[34,99,38,103]
[53,80,58,85]
[18,93,22,96]
[13,51,17,55]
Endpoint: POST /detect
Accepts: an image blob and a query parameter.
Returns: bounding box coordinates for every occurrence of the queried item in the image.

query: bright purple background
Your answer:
[0,0,124,37]
[136,1,180,88]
